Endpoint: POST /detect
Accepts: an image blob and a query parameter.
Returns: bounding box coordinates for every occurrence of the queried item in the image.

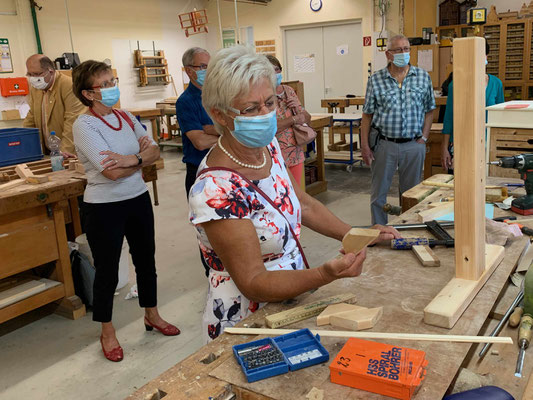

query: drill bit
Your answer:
[515,315,533,378]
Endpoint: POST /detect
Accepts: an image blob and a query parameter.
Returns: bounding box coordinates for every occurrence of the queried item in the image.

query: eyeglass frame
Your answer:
[90,77,119,90]
[228,95,278,116]
[387,46,411,54]
[188,64,208,70]
[26,69,53,78]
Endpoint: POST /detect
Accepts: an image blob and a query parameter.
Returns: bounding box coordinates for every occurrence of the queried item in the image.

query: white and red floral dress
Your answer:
[189,138,304,343]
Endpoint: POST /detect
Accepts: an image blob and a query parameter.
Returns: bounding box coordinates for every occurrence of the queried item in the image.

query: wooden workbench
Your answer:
[129,177,528,400]
[0,169,87,323]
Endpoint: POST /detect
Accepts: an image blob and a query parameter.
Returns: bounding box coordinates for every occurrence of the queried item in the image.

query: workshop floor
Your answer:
[0,149,400,400]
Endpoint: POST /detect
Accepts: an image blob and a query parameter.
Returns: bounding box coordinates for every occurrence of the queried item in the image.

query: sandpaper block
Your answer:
[342,228,380,255]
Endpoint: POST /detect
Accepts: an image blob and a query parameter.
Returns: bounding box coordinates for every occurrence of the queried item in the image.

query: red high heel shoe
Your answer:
[100,336,123,362]
[144,317,180,336]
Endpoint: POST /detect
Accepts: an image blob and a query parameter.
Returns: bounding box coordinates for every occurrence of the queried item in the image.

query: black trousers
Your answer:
[83,191,157,322]
[185,162,210,277]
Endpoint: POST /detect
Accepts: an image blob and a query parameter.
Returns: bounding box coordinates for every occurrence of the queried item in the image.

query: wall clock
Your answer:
[310,0,322,12]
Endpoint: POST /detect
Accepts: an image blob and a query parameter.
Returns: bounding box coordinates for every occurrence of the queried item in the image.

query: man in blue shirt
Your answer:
[176,47,219,198]
[361,35,435,225]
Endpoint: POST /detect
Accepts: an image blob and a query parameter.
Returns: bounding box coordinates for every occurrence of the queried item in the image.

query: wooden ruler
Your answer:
[265,293,356,328]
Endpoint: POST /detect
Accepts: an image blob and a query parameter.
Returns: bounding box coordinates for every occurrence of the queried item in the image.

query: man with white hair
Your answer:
[176,47,219,198]
[360,35,435,225]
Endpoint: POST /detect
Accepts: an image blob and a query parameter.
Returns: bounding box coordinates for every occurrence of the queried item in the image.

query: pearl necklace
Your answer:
[217,136,267,169]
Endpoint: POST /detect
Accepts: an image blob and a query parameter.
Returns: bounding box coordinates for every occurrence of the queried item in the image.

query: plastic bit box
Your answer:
[232,328,329,383]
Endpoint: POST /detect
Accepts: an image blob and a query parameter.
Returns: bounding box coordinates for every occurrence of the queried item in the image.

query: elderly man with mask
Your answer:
[360,35,435,225]
[176,47,220,198]
[23,54,86,157]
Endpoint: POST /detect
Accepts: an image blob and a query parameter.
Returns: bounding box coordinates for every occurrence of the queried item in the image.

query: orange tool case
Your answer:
[330,338,428,400]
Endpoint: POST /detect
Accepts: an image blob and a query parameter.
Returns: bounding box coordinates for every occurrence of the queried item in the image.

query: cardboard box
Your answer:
[1,109,21,120]
[330,338,428,400]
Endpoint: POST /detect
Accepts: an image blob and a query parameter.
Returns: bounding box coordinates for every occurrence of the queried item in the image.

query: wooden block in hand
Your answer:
[316,303,363,326]
[342,228,380,255]
[329,306,383,331]
[412,245,440,267]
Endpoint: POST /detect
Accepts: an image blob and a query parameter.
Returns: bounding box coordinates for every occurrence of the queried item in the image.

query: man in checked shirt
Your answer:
[361,35,435,225]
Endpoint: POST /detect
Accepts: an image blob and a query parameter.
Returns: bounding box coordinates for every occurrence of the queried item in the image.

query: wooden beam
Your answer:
[342,228,380,255]
[453,37,487,281]
[15,164,48,184]
[417,201,455,222]
[224,327,514,344]
[424,244,505,328]
[0,179,25,191]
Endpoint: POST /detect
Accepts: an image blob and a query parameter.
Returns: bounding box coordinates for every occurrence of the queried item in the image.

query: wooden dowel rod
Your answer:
[422,180,501,190]
[224,327,513,344]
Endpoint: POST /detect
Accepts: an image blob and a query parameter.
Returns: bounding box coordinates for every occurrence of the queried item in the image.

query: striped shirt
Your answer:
[73,111,156,203]
[363,65,436,139]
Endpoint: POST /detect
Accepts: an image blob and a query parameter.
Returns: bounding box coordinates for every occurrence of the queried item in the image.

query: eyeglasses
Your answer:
[26,69,52,78]
[388,47,411,54]
[189,64,208,70]
[91,77,119,90]
[229,96,277,116]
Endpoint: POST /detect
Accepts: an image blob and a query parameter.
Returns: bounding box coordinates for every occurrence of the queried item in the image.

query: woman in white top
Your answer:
[188,46,400,343]
[72,60,179,362]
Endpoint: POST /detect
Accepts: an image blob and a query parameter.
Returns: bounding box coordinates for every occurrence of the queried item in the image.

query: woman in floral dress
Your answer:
[188,46,400,343]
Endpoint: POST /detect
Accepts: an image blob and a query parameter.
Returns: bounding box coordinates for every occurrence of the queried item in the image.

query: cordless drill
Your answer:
[489,153,533,215]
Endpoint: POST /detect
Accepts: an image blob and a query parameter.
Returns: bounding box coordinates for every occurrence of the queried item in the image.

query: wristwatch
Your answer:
[420,136,428,143]
[135,153,142,165]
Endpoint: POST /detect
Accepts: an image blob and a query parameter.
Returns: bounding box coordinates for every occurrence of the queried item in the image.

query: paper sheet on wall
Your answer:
[417,50,433,72]
[336,44,349,56]
[294,54,315,73]
[0,38,13,73]
[16,103,30,119]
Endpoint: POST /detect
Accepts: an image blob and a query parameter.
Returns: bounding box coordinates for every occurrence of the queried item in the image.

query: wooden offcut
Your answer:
[15,163,48,184]
[412,245,441,267]
[0,179,25,191]
[316,303,364,326]
[265,293,356,328]
[418,201,455,222]
[342,228,380,255]
[329,306,383,331]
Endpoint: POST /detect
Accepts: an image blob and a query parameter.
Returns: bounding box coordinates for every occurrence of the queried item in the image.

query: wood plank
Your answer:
[316,303,364,326]
[401,174,454,212]
[265,293,356,328]
[453,37,486,281]
[341,228,380,255]
[412,245,441,267]
[0,179,25,191]
[424,244,505,328]
[329,307,383,331]
[418,201,455,222]
[0,280,46,308]
[15,163,48,184]
[224,327,513,344]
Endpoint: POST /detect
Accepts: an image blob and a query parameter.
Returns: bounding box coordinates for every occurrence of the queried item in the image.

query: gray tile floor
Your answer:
[0,149,402,400]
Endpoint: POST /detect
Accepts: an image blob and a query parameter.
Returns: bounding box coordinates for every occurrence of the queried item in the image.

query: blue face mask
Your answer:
[275,73,282,87]
[98,85,120,107]
[229,109,277,148]
[485,59,488,66]
[196,69,206,86]
[393,52,410,68]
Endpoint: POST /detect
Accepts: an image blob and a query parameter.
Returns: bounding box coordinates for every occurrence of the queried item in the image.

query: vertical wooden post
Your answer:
[453,37,486,281]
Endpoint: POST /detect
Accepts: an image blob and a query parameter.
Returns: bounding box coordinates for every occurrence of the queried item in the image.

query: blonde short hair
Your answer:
[202,45,276,134]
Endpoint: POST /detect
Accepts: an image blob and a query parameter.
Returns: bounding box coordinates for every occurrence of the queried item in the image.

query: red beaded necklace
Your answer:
[89,107,123,131]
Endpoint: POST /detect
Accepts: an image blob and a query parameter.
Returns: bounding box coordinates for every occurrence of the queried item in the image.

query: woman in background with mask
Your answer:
[188,46,400,343]
[265,55,311,186]
[72,60,180,362]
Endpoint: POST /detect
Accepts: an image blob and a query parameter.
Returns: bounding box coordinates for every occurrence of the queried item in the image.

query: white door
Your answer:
[323,23,363,99]
[284,26,325,112]
[284,22,363,113]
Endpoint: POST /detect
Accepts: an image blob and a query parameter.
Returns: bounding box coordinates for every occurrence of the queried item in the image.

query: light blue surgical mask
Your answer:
[228,109,277,148]
[275,73,282,87]
[393,52,410,68]
[98,85,120,107]
[196,69,206,86]
[485,59,488,66]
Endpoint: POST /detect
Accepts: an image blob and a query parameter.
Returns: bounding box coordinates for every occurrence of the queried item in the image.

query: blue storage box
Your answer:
[0,128,43,167]
[233,328,329,383]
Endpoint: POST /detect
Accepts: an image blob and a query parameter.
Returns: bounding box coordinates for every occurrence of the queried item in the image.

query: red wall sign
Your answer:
[363,36,372,47]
